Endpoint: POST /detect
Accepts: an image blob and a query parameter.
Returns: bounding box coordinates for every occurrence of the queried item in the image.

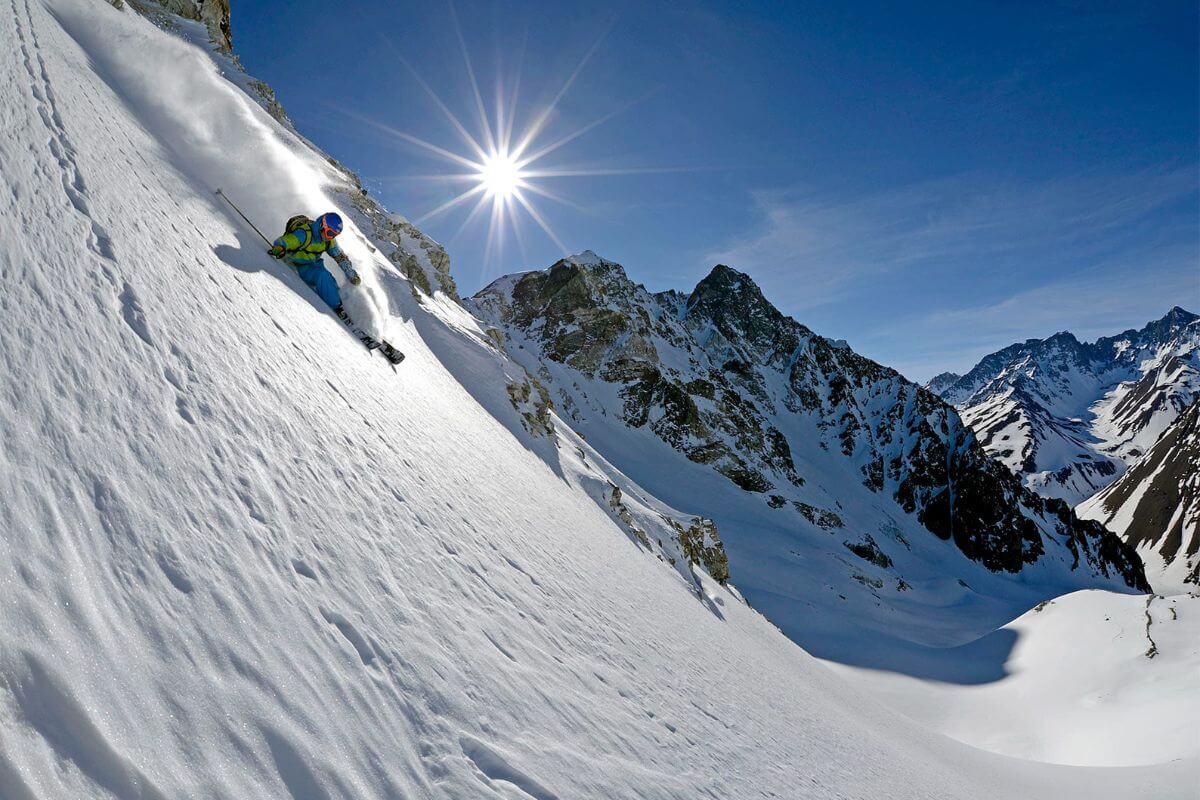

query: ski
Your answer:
[353,329,405,365]
[336,305,405,366]
[378,340,405,365]
[353,328,382,351]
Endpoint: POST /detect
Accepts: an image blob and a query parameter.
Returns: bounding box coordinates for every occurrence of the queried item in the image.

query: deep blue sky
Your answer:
[233,1,1198,381]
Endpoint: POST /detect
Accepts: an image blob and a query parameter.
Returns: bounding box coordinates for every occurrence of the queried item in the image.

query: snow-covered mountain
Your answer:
[468,253,1148,662]
[1078,401,1200,593]
[925,370,963,396]
[2,1,1195,796]
[931,308,1200,504]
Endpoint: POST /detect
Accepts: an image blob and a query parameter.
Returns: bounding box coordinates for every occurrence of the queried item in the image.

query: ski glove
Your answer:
[345,267,362,286]
[268,244,286,259]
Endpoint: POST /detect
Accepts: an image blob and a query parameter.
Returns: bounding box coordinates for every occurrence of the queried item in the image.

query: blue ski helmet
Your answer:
[318,212,343,240]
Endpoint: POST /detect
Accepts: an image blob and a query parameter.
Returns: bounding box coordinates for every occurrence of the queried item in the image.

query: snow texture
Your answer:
[827,590,1200,767]
[0,2,1194,798]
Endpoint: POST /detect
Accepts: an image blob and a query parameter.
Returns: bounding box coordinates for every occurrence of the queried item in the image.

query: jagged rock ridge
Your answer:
[930,308,1199,504]
[469,252,1147,592]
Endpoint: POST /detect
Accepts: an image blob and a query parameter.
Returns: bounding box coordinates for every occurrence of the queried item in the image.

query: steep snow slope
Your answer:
[9,2,1195,798]
[932,309,1200,504]
[826,590,1200,767]
[468,253,1146,673]
[1078,401,1200,593]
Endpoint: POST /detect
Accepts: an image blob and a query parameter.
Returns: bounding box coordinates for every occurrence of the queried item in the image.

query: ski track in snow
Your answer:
[0,1,1195,798]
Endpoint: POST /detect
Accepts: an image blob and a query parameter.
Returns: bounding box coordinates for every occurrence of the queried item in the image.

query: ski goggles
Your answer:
[320,218,340,240]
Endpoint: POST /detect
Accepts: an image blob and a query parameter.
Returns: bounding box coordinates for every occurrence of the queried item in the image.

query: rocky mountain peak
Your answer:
[1091,306,1198,356]
[925,372,963,395]
[686,264,808,359]
[688,264,767,312]
[565,249,607,267]
[1130,305,1199,345]
[507,253,637,319]
[470,254,1148,597]
[1166,305,1197,322]
[469,252,660,381]
[1043,330,1081,347]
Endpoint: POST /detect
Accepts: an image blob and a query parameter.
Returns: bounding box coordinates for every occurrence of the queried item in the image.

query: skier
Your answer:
[263,210,404,365]
[267,211,361,323]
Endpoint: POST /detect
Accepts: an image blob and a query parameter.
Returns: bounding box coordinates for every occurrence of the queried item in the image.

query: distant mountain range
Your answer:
[1078,400,1200,593]
[928,307,1200,505]
[468,252,1146,656]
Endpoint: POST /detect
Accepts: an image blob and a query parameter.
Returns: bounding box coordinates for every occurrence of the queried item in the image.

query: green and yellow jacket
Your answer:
[273,222,352,270]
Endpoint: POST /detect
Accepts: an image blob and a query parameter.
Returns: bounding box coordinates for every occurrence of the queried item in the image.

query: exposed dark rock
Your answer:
[675,517,731,584]
[506,374,555,439]
[1080,400,1200,590]
[608,486,730,583]
[469,255,1150,591]
[844,537,893,569]
[132,0,231,50]
[793,502,845,530]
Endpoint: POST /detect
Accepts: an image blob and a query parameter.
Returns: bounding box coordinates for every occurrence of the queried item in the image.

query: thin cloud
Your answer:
[866,249,1199,381]
[704,165,1197,381]
[706,166,1196,311]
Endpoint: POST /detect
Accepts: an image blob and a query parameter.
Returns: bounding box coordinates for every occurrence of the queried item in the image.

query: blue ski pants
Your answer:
[295,262,342,310]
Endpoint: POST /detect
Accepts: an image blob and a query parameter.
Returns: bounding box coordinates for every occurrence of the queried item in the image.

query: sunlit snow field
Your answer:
[0,1,1195,798]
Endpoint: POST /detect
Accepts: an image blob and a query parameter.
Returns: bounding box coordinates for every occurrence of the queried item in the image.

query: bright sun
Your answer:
[366,22,665,273]
[479,153,522,199]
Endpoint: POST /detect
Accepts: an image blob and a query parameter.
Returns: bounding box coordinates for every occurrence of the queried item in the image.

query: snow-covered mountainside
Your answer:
[931,308,1200,504]
[925,371,963,396]
[2,2,1194,796]
[468,253,1148,665]
[1078,401,1200,593]
[827,590,1200,767]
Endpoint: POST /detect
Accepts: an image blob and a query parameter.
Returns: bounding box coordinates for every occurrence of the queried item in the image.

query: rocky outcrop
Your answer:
[608,486,729,584]
[674,516,730,584]
[471,253,1148,590]
[246,79,288,125]
[505,372,555,439]
[343,185,459,301]
[129,0,231,50]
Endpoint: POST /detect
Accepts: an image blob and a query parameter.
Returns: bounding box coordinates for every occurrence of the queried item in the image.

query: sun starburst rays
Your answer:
[354,13,682,280]
[479,153,523,198]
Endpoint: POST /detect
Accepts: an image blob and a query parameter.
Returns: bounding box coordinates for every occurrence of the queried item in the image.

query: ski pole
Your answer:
[214,188,272,247]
